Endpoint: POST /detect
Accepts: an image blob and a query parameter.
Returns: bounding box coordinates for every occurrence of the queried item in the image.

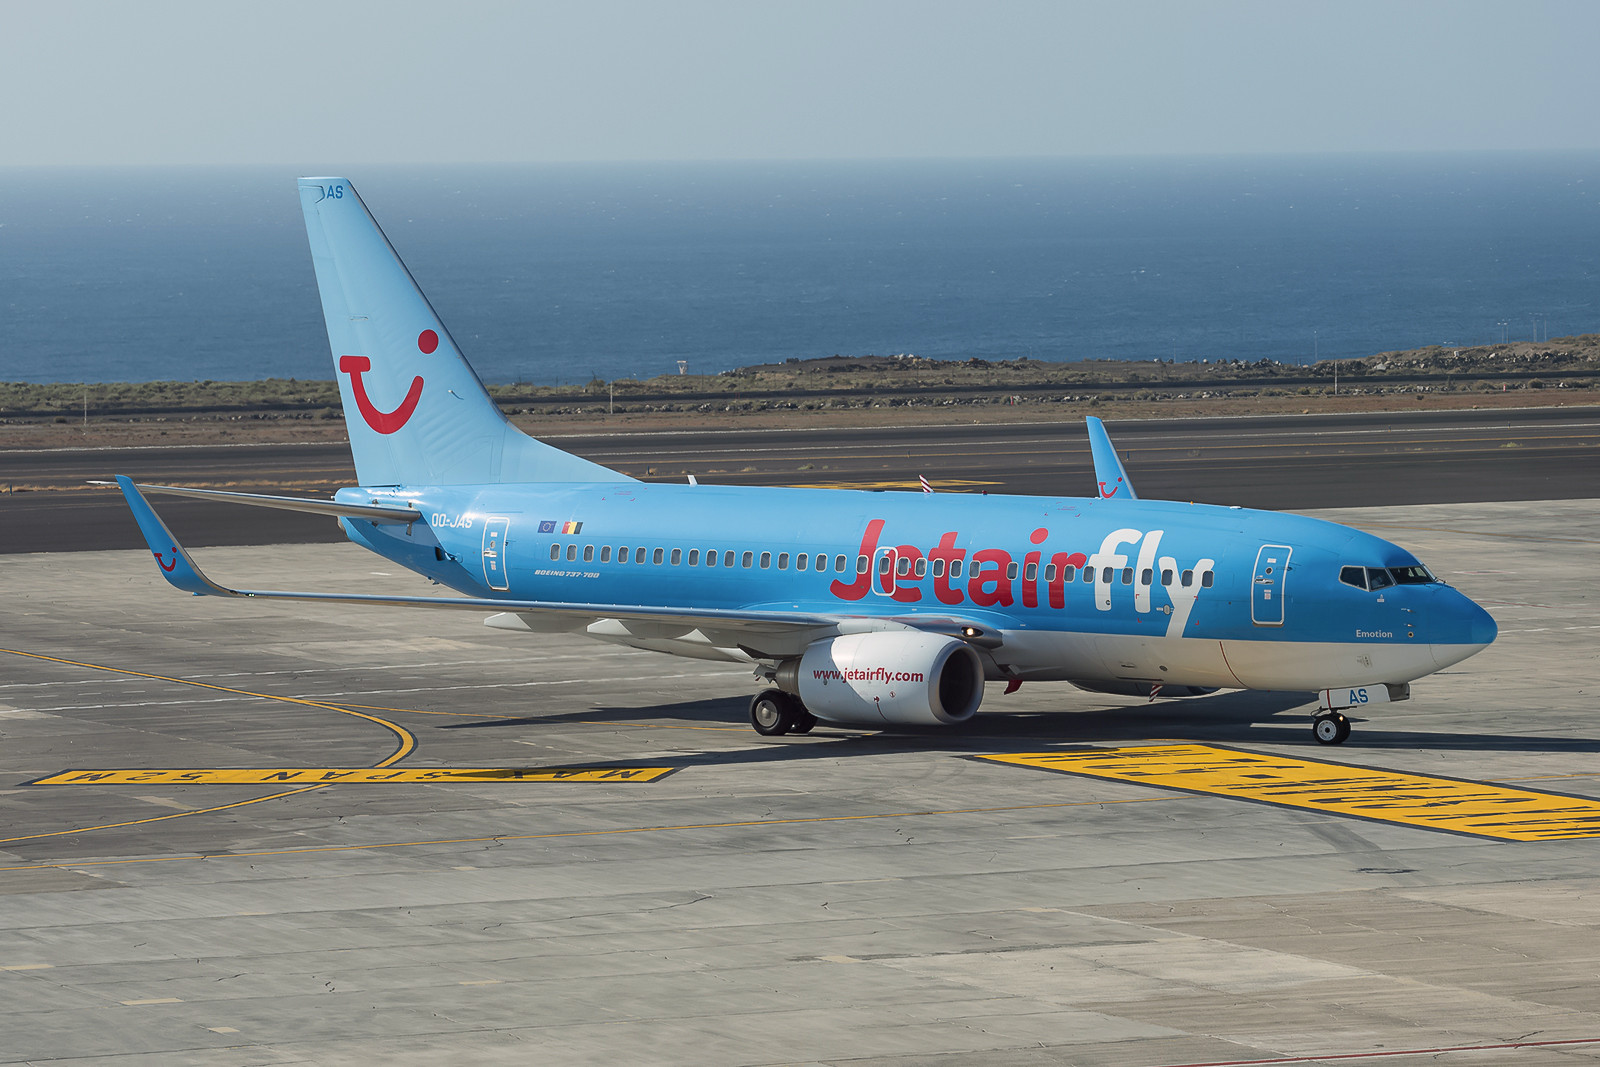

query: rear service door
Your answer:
[1251,544,1291,626]
[482,517,511,591]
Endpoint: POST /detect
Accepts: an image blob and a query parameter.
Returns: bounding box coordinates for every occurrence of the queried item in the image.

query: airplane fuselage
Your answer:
[337,480,1496,693]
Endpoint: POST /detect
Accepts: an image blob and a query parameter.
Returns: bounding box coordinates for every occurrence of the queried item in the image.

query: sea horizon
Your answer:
[3,152,1597,385]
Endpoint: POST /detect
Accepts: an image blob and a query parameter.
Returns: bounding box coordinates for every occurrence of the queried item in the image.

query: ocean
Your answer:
[2,154,1598,385]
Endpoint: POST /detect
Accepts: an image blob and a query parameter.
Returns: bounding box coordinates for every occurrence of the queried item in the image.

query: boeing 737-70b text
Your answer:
[116,178,1498,745]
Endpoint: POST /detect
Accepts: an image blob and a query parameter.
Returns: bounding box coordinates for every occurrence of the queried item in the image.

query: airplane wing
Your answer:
[93,480,421,523]
[115,477,1005,654]
[1085,416,1139,500]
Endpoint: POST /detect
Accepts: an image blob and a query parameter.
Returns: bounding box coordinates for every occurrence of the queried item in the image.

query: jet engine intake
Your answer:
[786,632,984,726]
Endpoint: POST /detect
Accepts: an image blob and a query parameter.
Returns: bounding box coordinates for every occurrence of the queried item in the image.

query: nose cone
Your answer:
[1430,587,1497,670]
[1464,596,1498,647]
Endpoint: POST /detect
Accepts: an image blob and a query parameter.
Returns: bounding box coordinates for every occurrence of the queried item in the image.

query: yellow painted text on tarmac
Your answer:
[979,744,1600,841]
[29,767,675,785]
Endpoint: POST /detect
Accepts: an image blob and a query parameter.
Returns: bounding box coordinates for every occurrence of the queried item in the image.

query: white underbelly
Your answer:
[997,630,1477,691]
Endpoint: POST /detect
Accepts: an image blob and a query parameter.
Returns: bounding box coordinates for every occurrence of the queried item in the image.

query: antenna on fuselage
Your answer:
[1085,416,1139,501]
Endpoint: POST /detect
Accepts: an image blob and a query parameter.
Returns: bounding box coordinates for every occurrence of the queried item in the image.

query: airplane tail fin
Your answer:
[297,178,627,487]
[1085,416,1138,500]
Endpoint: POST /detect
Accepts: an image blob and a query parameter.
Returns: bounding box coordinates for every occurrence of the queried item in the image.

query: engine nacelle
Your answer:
[787,632,984,726]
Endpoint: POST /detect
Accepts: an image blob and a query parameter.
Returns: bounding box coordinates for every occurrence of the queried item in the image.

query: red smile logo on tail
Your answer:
[338,330,434,434]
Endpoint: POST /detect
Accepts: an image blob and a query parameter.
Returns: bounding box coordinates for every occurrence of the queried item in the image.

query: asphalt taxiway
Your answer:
[3,406,1599,552]
[3,497,1599,1065]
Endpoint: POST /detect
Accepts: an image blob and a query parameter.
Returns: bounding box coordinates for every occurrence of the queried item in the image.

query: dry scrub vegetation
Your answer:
[3,336,1598,448]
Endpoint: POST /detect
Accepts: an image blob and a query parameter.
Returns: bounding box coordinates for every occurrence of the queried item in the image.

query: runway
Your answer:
[3,496,1600,1064]
[3,405,1598,552]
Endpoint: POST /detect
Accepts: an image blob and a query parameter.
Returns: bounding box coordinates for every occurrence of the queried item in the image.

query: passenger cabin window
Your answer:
[566,544,577,561]
[1022,561,1036,583]
[896,556,910,577]
[688,549,699,566]
[1006,562,1019,580]
[1201,570,1214,588]
[932,559,946,578]
[914,558,926,578]
[1181,569,1194,587]
[583,545,594,562]
[760,552,771,569]
[778,553,789,569]
[600,546,612,563]
[705,549,717,567]
[635,547,646,564]
[878,556,892,575]
[856,555,868,574]
[1140,568,1152,586]
[816,554,828,571]
[549,544,560,561]
[650,548,662,565]
[1339,565,1367,590]
[723,550,735,567]
[670,548,682,565]
[1161,568,1173,586]
[742,551,754,568]
[1120,567,1133,585]
[835,555,847,572]
[796,554,807,571]
[951,560,964,579]
[1042,563,1054,582]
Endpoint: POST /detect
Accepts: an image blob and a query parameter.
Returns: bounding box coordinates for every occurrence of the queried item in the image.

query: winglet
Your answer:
[1085,417,1138,500]
[115,476,234,597]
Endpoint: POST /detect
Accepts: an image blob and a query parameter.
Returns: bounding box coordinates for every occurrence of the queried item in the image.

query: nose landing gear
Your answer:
[1313,682,1406,745]
[1312,711,1351,745]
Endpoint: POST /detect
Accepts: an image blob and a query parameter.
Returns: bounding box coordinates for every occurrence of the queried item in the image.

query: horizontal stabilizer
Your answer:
[1085,416,1138,501]
[96,481,420,522]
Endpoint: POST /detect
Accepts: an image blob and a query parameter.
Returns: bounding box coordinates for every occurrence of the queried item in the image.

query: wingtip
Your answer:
[1084,418,1139,501]
[115,476,228,596]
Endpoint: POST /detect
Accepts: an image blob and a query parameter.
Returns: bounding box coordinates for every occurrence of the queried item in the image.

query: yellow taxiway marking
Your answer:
[0,647,419,844]
[978,744,1600,841]
[29,767,675,785]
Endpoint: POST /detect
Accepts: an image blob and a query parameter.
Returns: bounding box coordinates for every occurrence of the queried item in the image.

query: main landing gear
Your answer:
[750,689,818,737]
[1312,711,1351,746]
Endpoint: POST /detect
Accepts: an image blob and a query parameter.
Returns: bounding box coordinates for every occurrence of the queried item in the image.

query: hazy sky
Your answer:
[6,0,1599,165]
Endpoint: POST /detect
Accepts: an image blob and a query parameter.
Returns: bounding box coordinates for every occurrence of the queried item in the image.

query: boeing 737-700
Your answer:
[116,177,1498,744]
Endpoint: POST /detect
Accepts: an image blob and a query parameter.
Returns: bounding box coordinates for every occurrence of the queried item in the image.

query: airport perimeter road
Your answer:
[2,406,1597,552]
[2,500,1599,1064]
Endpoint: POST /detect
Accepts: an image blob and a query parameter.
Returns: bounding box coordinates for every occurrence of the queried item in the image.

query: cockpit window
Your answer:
[1344,563,1437,591]
[1389,565,1437,585]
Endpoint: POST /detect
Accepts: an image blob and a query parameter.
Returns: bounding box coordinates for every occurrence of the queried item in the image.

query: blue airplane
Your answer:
[116,177,1497,745]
